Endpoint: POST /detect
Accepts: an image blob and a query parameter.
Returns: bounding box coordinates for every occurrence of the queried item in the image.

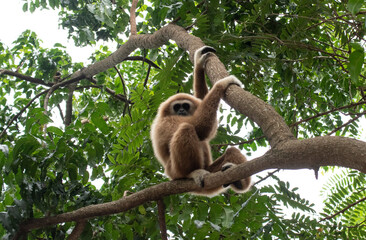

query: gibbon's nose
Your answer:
[177,110,188,116]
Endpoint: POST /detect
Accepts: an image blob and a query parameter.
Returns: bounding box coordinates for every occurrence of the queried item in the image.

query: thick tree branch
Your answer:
[16,135,366,232]
[67,220,87,240]
[71,23,294,147]
[129,0,138,35]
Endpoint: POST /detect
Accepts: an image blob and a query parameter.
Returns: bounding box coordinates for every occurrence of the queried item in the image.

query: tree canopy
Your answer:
[0,0,365,239]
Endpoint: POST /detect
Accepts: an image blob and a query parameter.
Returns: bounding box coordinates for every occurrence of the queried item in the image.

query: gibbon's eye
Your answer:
[182,103,190,111]
[173,103,181,112]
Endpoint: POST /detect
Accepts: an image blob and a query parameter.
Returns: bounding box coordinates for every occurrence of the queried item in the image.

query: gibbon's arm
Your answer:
[193,46,216,100]
[192,76,242,140]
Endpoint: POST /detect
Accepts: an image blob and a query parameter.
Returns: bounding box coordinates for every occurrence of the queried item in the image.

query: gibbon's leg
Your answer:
[168,122,208,183]
[193,46,216,100]
[192,76,242,140]
[206,147,251,193]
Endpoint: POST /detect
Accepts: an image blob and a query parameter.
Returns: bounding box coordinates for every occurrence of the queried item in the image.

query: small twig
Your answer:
[114,66,128,97]
[253,169,280,187]
[347,219,366,229]
[320,196,366,222]
[65,84,76,126]
[290,101,366,127]
[326,114,364,136]
[123,56,161,69]
[57,104,65,124]
[306,11,366,31]
[157,199,168,240]
[0,89,49,138]
[129,0,138,35]
[213,136,265,148]
[114,66,132,119]
[143,64,152,86]
[43,85,58,136]
[15,57,26,72]
[87,78,130,103]
[67,220,87,240]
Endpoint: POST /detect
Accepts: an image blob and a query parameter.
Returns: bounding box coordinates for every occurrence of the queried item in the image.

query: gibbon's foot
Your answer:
[188,169,210,188]
[194,46,216,68]
[216,75,243,88]
[221,163,244,190]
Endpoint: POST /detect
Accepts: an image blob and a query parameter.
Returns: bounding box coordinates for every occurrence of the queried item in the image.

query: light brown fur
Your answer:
[150,46,251,196]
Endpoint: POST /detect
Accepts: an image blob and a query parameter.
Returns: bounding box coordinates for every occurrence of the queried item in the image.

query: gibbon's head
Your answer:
[158,93,201,117]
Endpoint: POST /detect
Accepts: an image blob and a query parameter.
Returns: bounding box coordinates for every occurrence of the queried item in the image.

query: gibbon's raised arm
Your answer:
[193,46,216,100]
[191,76,242,141]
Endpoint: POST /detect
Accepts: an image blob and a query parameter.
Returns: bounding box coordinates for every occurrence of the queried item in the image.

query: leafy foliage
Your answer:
[0,0,365,238]
[320,169,366,238]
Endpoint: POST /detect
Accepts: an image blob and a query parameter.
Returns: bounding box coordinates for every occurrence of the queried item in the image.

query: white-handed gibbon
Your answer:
[150,46,251,196]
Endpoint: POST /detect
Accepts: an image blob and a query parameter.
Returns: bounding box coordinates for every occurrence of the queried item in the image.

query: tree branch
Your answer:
[290,101,366,127]
[129,0,138,35]
[64,84,76,126]
[0,69,52,87]
[326,113,364,136]
[123,56,161,69]
[87,78,131,103]
[15,135,366,232]
[67,220,87,240]
[157,199,168,240]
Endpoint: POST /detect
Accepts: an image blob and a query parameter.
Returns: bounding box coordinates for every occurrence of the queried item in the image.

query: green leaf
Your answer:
[347,0,364,15]
[82,171,89,185]
[91,111,109,134]
[349,43,365,86]
[222,207,234,228]
[49,0,56,9]
[13,135,41,160]
[22,3,28,12]
[47,126,63,136]
[138,205,146,215]
[68,164,78,181]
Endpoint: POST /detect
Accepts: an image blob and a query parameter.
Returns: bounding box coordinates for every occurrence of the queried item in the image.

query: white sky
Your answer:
[0,0,105,63]
[1,0,365,216]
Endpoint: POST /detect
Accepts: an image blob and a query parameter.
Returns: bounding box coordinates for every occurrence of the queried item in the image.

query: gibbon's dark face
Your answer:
[173,102,190,116]
[170,100,195,116]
